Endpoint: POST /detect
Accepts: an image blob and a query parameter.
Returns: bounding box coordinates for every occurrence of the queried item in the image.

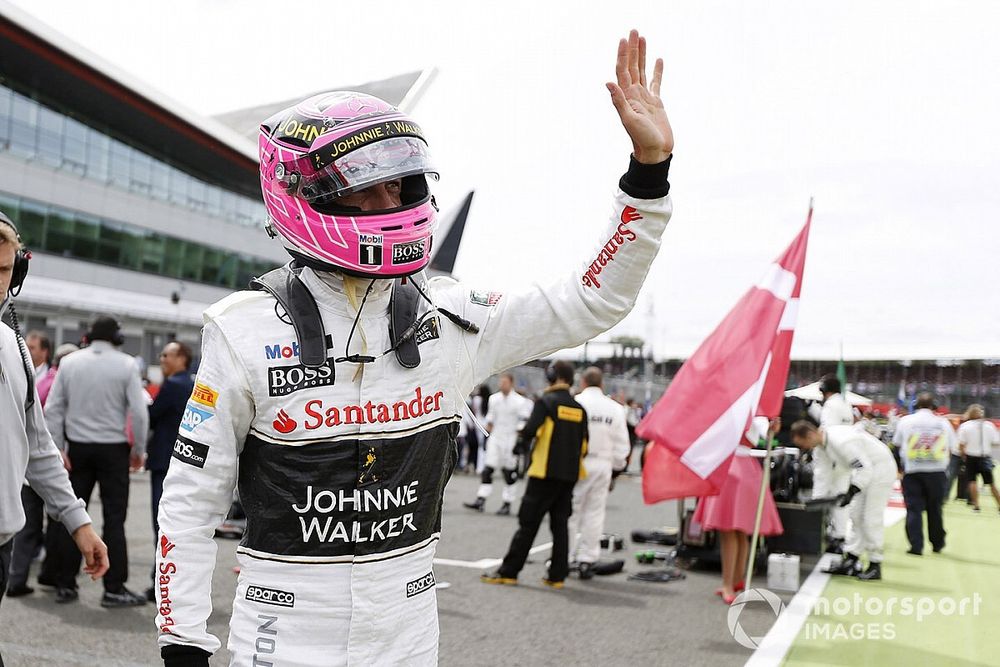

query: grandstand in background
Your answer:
[585,351,1000,416]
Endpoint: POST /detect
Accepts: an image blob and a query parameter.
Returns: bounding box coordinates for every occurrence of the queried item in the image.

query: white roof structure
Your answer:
[213,69,437,142]
[784,381,873,406]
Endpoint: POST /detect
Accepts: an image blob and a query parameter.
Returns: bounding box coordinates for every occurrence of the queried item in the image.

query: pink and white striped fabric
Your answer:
[638,211,812,503]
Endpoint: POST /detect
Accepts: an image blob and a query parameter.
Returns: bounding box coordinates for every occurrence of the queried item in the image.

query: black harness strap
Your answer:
[250,264,329,370]
[390,277,421,369]
[249,264,423,375]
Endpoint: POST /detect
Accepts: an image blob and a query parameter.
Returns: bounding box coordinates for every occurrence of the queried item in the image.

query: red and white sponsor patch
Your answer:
[273,409,297,434]
[581,210,640,289]
[158,535,178,634]
[621,206,643,224]
[160,534,176,559]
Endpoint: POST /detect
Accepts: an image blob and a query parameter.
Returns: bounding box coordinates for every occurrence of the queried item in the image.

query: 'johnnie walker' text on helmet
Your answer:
[258,92,439,277]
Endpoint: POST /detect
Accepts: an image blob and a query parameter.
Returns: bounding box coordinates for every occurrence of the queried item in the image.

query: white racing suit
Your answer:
[477,390,532,504]
[568,386,630,564]
[823,425,897,563]
[814,394,855,539]
[155,159,672,666]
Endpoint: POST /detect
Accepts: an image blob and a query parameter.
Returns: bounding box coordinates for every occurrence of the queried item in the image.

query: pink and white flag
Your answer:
[638,210,812,503]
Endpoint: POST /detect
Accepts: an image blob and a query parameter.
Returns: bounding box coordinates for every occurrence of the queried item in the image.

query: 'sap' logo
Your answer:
[180,403,214,432]
[273,409,297,434]
[621,206,643,224]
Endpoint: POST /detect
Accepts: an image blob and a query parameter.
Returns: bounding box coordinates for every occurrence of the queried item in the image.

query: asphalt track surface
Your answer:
[0,466,792,666]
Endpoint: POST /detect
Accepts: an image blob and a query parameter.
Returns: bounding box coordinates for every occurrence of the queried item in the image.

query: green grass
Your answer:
[783,500,1000,667]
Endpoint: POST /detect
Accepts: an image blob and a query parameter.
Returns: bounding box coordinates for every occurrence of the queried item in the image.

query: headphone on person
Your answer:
[545,361,558,384]
[0,211,30,296]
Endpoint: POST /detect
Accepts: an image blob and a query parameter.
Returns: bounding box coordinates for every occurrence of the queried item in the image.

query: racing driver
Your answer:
[156,29,674,666]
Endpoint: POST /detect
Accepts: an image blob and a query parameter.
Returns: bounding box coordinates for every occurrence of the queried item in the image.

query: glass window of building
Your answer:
[62,115,89,175]
[187,178,207,211]
[164,237,185,273]
[9,92,38,158]
[0,84,267,229]
[1,192,277,289]
[71,213,101,260]
[168,166,189,206]
[14,198,45,247]
[130,150,154,195]
[140,233,166,274]
[86,129,111,183]
[151,160,170,201]
[236,257,260,288]
[119,227,144,271]
[0,86,12,147]
[45,207,75,256]
[216,253,239,288]
[36,105,64,168]
[0,192,13,213]
[205,184,222,218]
[200,247,225,286]
[181,242,204,282]
[108,138,132,190]
[97,222,126,265]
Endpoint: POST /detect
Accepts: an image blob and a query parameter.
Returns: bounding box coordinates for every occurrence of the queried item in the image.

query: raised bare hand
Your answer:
[607,29,674,164]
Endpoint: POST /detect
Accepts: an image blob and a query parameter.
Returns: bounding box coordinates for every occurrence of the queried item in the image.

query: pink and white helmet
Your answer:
[258,92,439,277]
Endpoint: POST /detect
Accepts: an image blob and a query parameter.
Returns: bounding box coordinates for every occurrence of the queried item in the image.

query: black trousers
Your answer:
[52,442,131,592]
[7,485,45,588]
[150,468,167,539]
[148,468,167,583]
[466,432,482,470]
[947,454,969,500]
[0,539,12,667]
[481,466,518,486]
[498,477,575,582]
[902,471,947,552]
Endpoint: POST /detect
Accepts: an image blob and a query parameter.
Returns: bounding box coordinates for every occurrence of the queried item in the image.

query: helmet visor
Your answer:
[285,136,437,203]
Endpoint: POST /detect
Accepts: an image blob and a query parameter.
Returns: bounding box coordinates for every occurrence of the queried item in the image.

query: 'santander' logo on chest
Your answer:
[272,387,445,433]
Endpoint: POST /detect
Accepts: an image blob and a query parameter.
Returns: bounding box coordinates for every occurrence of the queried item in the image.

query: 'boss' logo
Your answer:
[245,585,295,608]
[391,240,425,265]
[406,571,436,598]
[267,361,335,397]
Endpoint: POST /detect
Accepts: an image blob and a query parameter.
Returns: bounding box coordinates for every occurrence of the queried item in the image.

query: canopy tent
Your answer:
[784,381,873,406]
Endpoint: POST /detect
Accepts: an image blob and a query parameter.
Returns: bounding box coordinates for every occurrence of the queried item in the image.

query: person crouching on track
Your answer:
[791,420,897,580]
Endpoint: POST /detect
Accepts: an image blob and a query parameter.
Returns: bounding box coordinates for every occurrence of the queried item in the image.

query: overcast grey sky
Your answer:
[10,0,1000,360]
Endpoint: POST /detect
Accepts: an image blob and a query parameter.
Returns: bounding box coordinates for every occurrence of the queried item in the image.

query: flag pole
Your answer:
[744,429,774,590]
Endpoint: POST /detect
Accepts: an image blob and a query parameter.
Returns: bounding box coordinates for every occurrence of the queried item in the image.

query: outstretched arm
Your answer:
[443,30,676,387]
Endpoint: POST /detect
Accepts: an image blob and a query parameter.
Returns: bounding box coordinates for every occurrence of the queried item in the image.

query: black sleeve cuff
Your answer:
[161,645,211,667]
[619,154,671,199]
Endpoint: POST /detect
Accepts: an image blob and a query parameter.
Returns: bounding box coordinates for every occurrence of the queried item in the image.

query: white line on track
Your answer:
[745,506,907,667]
[433,542,553,570]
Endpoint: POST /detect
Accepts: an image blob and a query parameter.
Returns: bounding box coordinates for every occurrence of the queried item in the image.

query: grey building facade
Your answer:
[0,1,429,376]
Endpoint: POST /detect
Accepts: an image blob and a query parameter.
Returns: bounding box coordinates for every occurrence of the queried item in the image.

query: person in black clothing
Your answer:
[482,361,588,588]
[144,341,195,600]
[147,342,195,536]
